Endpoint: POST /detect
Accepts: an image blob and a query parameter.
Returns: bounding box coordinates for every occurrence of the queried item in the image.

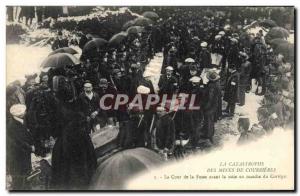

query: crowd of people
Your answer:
[6,8,294,190]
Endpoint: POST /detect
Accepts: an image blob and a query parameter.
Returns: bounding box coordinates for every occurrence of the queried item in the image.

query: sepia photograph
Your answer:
[5,5,295,191]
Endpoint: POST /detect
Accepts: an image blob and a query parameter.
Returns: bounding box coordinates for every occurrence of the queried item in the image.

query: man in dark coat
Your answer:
[51,31,69,51]
[154,106,176,152]
[238,52,252,106]
[174,93,195,141]
[198,42,212,70]
[94,78,117,126]
[158,66,178,96]
[77,82,101,132]
[7,104,34,190]
[223,67,240,117]
[189,76,205,147]
[179,64,200,93]
[227,38,240,69]
[201,71,221,143]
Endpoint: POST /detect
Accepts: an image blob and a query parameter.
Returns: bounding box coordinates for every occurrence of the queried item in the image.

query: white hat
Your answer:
[189,76,201,83]
[10,104,26,118]
[165,66,174,71]
[215,35,222,40]
[137,85,150,94]
[218,31,225,36]
[184,58,195,63]
[224,25,231,30]
[230,38,238,43]
[200,42,208,47]
[84,82,92,88]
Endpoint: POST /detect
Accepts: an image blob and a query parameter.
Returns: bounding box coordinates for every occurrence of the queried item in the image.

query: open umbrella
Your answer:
[142,11,159,20]
[90,147,164,190]
[273,42,294,63]
[41,53,80,68]
[122,20,135,31]
[108,32,128,46]
[265,27,290,43]
[81,38,108,59]
[126,26,144,35]
[48,47,78,56]
[269,38,289,50]
[133,17,153,27]
[259,19,277,28]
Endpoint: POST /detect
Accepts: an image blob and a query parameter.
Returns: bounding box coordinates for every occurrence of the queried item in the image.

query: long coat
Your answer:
[155,114,176,150]
[7,118,33,190]
[224,71,240,104]
[77,92,100,117]
[51,112,97,190]
[198,49,212,69]
[239,61,252,105]
[158,74,178,95]
[201,81,221,139]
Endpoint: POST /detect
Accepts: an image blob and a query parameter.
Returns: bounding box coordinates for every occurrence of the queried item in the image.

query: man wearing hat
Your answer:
[129,62,143,97]
[51,31,69,51]
[201,71,221,144]
[189,76,205,147]
[198,42,212,70]
[164,46,178,72]
[153,105,176,154]
[227,38,240,69]
[179,64,200,93]
[77,81,101,132]
[7,104,34,190]
[223,66,240,117]
[158,66,178,96]
[238,52,252,106]
[250,35,267,95]
[95,78,118,126]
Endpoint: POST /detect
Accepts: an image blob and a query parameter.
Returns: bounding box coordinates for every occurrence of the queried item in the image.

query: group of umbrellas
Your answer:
[40,11,159,69]
[265,26,294,63]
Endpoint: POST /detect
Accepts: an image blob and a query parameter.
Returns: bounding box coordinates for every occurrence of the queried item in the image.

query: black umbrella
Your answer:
[122,20,135,31]
[48,47,78,56]
[126,26,144,35]
[82,38,108,55]
[269,38,289,50]
[274,42,294,63]
[265,27,290,43]
[142,11,159,20]
[90,148,164,190]
[108,32,128,46]
[41,53,80,68]
[259,19,277,28]
[133,17,153,27]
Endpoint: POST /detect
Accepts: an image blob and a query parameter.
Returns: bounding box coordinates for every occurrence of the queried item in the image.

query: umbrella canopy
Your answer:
[122,20,135,31]
[108,31,128,46]
[133,17,153,27]
[265,27,290,43]
[82,38,108,59]
[41,53,80,68]
[142,11,159,20]
[269,38,289,50]
[259,19,277,28]
[126,26,144,35]
[90,147,164,190]
[48,47,78,56]
[273,42,294,63]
